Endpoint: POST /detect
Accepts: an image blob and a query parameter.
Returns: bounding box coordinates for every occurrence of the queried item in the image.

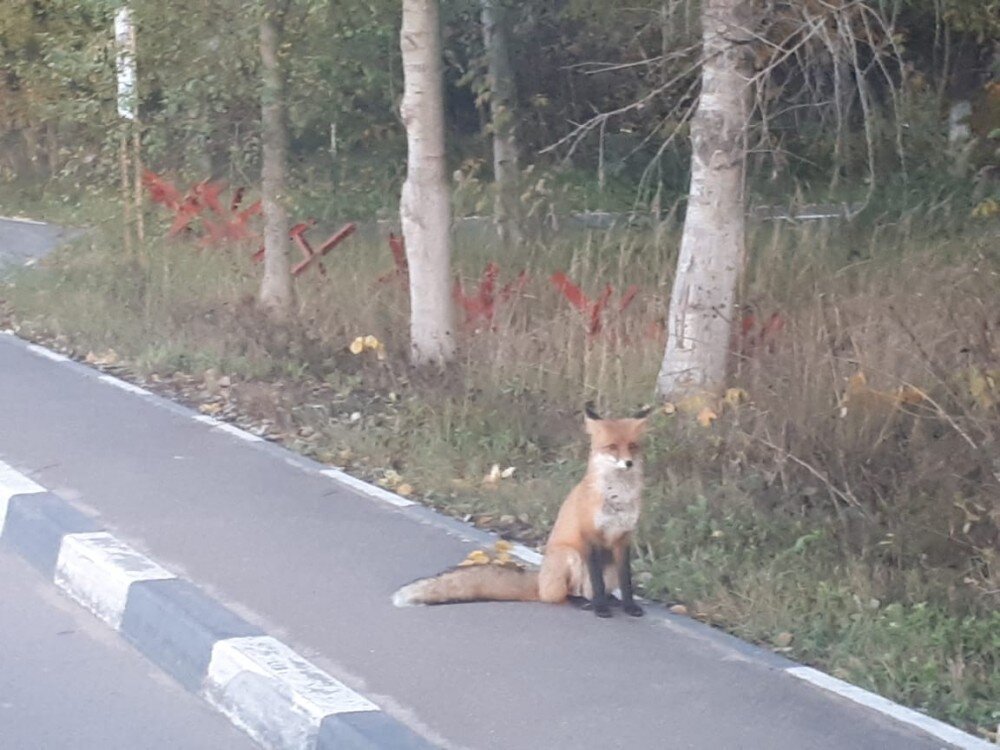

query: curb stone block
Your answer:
[1,491,100,575]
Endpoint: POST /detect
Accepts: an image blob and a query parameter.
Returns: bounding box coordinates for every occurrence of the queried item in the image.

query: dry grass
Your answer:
[2,207,999,736]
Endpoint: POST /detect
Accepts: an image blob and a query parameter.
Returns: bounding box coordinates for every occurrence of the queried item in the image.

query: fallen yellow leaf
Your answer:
[459,550,490,567]
[676,390,716,415]
[724,387,749,407]
[774,631,794,648]
[661,402,677,415]
[349,337,365,355]
[696,406,718,427]
[482,464,502,485]
[494,540,513,553]
[396,483,413,496]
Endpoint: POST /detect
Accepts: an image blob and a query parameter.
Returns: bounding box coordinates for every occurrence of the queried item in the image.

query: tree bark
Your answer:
[481,0,521,244]
[656,0,753,401]
[400,0,455,366]
[258,0,294,319]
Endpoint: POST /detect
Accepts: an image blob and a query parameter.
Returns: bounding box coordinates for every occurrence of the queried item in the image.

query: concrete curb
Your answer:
[0,458,435,750]
[1,330,995,750]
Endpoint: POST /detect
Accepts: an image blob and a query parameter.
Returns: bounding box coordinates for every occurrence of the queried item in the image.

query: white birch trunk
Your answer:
[258,0,294,318]
[400,0,455,366]
[656,0,753,400]
[481,0,521,244]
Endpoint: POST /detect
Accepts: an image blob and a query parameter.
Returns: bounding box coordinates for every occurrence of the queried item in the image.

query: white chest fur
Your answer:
[592,470,643,543]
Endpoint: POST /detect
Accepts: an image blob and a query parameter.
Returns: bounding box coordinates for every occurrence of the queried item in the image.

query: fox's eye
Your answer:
[606,444,619,452]
[628,442,639,452]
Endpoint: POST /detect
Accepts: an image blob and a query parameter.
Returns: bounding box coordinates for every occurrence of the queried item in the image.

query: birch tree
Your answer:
[258,0,294,318]
[480,0,521,244]
[400,0,455,366]
[655,0,754,401]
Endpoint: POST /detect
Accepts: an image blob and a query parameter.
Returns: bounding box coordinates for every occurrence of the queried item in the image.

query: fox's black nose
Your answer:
[624,460,633,469]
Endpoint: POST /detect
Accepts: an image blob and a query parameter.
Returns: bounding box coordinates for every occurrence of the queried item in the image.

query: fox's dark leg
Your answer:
[617,542,643,617]
[587,546,612,618]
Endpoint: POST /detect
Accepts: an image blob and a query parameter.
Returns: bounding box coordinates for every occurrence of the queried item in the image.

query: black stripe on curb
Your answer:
[1,491,100,575]
[121,578,265,693]
[318,711,435,750]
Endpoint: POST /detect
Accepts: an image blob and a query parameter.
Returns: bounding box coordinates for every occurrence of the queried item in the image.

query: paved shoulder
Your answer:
[0,550,257,750]
[0,216,79,270]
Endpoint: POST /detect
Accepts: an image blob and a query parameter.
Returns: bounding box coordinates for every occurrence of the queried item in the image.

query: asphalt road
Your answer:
[0,215,77,271]
[0,218,975,750]
[0,549,257,750]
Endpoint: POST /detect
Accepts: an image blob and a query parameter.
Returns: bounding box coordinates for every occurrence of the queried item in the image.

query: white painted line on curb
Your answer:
[0,460,46,537]
[204,635,378,742]
[786,667,993,750]
[320,468,416,508]
[26,342,69,362]
[192,414,264,442]
[55,531,176,629]
[98,373,151,396]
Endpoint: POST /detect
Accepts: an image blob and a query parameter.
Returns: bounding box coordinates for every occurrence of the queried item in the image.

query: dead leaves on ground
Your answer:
[348,334,386,360]
[840,371,927,417]
[457,540,524,569]
[481,463,516,488]
[660,387,751,428]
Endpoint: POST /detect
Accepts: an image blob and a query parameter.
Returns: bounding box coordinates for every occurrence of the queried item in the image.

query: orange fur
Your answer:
[393,406,650,617]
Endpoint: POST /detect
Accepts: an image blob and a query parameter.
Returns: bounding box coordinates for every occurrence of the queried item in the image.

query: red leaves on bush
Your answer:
[550,272,638,340]
[454,262,530,329]
[143,170,260,245]
[739,310,785,355]
[376,233,409,286]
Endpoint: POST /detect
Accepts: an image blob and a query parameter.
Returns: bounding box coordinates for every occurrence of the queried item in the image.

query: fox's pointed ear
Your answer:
[633,405,653,420]
[584,402,601,434]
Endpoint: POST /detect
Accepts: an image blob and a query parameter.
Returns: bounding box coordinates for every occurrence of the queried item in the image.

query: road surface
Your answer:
[0,215,78,271]
[0,549,257,749]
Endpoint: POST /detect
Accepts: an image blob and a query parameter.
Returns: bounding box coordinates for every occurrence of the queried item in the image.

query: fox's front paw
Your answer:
[623,602,644,617]
[594,604,613,618]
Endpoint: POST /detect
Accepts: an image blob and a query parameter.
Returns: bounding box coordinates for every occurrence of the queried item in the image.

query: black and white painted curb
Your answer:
[0,458,434,750]
[0,330,994,750]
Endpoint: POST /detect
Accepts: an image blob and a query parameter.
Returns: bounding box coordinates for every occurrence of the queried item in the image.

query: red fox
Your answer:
[393,403,652,618]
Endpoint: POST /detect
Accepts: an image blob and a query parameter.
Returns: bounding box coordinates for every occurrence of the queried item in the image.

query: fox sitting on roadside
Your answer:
[393,403,652,618]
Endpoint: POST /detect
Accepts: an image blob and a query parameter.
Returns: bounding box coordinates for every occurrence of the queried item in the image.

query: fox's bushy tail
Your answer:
[392,565,540,606]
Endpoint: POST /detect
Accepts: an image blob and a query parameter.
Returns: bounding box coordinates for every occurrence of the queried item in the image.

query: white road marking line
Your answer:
[0,460,46,537]
[55,531,176,630]
[98,373,151,396]
[214,421,263,442]
[511,544,543,566]
[786,666,993,750]
[26,342,69,362]
[320,468,416,507]
[0,215,47,225]
[192,414,264,442]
